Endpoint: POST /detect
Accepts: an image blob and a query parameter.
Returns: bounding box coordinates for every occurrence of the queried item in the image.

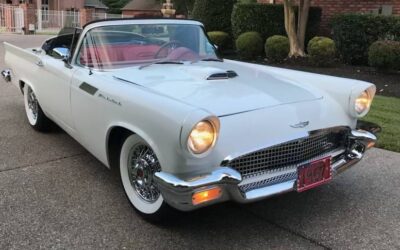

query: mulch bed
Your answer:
[226,55,400,98]
[269,63,400,98]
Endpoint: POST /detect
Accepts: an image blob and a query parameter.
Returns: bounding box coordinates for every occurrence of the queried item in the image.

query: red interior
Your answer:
[80,44,200,66]
[80,44,161,66]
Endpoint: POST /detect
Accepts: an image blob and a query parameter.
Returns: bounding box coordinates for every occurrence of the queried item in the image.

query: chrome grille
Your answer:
[240,171,298,193]
[222,127,349,179]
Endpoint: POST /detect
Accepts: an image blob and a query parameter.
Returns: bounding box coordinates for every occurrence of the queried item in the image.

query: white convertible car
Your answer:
[3,18,378,219]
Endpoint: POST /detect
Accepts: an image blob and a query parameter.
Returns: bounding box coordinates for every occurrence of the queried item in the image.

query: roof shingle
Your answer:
[85,0,108,9]
[122,0,162,11]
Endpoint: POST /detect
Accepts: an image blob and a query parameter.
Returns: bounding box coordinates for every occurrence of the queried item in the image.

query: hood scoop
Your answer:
[207,70,238,80]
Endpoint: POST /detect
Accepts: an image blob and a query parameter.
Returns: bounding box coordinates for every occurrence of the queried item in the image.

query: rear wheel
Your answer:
[120,134,171,221]
[23,84,51,132]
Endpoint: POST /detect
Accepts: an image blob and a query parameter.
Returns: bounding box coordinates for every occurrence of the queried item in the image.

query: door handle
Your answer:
[36,60,44,67]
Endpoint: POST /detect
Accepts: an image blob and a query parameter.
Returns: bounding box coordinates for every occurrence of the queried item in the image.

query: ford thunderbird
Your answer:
[2,19,378,219]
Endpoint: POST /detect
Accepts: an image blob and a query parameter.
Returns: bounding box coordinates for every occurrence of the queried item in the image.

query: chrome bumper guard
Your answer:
[154,129,377,211]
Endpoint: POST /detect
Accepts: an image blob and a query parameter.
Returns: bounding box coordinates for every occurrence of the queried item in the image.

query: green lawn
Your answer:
[363,95,400,153]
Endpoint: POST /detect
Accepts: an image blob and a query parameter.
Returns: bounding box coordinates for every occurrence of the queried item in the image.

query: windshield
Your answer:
[77,23,218,69]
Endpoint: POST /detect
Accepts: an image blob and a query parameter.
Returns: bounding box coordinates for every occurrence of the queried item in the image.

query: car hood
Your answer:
[112,62,323,116]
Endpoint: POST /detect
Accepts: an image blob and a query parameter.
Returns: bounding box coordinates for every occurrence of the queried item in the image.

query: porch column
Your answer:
[37,0,42,31]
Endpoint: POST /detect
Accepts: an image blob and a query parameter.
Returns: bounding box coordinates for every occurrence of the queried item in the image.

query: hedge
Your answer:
[307,37,336,66]
[236,32,264,60]
[231,3,322,42]
[331,14,400,65]
[192,0,236,34]
[368,41,400,70]
[207,31,230,51]
[265,35,289,63]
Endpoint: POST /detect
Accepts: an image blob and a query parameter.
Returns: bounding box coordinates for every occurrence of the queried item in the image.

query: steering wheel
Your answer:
[154,40,183,59]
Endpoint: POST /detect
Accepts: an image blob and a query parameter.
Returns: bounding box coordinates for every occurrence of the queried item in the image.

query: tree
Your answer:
[283,0,310,57]
[192,0,236,33]
[173,0,195,16]
[102,0,130,14]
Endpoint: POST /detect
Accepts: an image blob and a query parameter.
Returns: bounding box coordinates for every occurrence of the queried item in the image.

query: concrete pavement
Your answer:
[0,34,399,250]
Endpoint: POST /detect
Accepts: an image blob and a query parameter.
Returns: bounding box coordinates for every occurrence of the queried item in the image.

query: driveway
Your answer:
[1,34,399,250]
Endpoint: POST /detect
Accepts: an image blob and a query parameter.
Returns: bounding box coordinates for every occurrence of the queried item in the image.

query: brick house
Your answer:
[0,0,107,12]
[258,0,400,33]
[121,0,162,18]
[0,0,108,32]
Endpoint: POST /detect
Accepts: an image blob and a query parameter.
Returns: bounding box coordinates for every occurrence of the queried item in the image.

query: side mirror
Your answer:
[62,57,73,69]
[52,47,70,59]
[52,47,72,69]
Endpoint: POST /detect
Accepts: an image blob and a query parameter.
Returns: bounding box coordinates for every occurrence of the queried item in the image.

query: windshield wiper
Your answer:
[139,60,183,70]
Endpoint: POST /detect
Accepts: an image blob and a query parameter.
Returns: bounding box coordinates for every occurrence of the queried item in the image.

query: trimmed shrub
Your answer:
[238,0,257,3]
[231,3,321,42]
[236,32,263,60]
[331,14,400,65]
[265,35,289,62]
[307,37,336,66]
[207,31,230,51]
[192,0,236,34]
[368,40,400,70]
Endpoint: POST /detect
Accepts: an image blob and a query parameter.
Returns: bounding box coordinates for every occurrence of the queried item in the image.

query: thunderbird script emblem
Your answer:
[290,121,310,128]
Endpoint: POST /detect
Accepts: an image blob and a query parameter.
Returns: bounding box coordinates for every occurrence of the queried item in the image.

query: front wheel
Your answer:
[23,84,51,132]
[120,134,171,220]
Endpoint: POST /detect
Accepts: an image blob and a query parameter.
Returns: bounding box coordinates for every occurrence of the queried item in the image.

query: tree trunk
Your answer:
[283,0,305,57]
[297,0,310,51]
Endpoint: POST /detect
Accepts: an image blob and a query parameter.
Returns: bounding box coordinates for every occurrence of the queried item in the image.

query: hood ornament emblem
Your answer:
[290,121,310,128]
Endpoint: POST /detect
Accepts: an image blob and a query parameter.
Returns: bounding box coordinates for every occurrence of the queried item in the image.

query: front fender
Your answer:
[105,121,167,171]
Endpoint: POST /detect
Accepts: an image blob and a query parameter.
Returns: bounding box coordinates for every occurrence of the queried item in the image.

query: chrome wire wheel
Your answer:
[24,85,39,125]
[23,84,51,132]
[128,144,161,203]
[120,134,164,215]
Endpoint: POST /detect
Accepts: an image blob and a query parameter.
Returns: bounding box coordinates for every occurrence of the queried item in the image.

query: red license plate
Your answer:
[297,157,332,192]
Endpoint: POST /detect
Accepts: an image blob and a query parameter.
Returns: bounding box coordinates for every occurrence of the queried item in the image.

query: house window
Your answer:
[42,0,49,22]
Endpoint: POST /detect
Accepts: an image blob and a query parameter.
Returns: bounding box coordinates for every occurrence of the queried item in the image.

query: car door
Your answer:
[35,54,77,131]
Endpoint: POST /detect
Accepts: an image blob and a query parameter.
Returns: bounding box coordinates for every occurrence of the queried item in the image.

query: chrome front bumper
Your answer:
[154,129,377,211]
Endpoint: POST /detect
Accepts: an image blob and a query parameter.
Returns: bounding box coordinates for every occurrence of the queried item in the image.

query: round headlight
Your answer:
[355,90,372,115]
[188,120,216,154]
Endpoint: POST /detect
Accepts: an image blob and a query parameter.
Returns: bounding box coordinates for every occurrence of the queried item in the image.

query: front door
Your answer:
[35,55,77,131]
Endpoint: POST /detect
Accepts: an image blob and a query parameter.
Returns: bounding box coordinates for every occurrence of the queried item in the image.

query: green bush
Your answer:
[238,0,257,3]
[236,32,264,60]
[368,40,400,70]
[207,31,230,51]
[192,0,236,34]
[307,37,336,66]
[231,3,321,42]
[331,14,400,65]
[265,35,289,62]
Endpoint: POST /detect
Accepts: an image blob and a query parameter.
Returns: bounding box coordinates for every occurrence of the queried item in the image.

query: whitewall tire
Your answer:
[120,134,170,219]
[23,84,51,132]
